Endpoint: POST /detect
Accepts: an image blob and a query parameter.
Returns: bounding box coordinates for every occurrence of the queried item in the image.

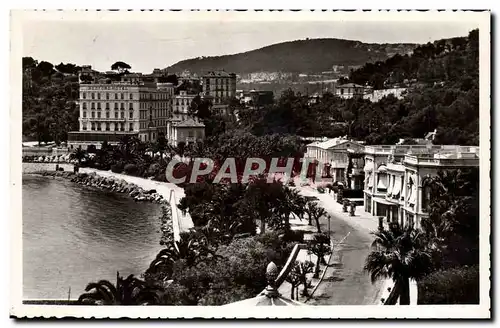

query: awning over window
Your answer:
[377,176,387,190]
[386,176,394,196]
[373,197,397,206]
[408,186,417,204]
[392,178,402,198]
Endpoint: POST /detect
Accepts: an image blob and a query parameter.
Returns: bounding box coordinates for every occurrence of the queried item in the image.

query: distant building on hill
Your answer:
[335,83,370,99]
[240,90,274,107]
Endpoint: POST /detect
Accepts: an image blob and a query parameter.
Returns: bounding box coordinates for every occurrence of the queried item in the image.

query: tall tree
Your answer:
[111,61,131,73]
[364,223,432,305]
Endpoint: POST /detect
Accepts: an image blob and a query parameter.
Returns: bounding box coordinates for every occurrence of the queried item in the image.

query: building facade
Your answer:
[167,118,205,146]
[335,83,370,99]
[305,138,365,186]
[68,77,174,149]
[202,71,237,105]
[172,90,197,122]
[363,145,480,228]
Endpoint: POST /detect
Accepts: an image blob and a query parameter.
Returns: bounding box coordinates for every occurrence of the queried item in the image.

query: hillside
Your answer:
[236,30,479,146]
[166,38,417,74]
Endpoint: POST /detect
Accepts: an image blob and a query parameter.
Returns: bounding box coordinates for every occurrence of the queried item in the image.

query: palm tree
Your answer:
[147,231,218,277]
[274,188,305,232]
[364,222,432,305]
[304,201,327,233]
[308,232,332,278]
[77,272,163,305]
[286,260,314,299]
[69,147,87,165]
[285,262,302,300]
[420,168,479,268]
[296,260,315,297]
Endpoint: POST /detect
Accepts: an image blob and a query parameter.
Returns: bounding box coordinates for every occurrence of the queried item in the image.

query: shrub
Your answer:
[110,162,124,173]
[145,163,161,178]
[282,229,304,243]
[124,163,139,176]
[418,265,479,304]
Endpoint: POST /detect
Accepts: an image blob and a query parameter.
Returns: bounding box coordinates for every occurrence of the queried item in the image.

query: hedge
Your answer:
[418,265,479,304]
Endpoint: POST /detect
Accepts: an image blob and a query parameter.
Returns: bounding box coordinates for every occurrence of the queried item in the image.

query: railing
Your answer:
[404,154,479,166]
[274,243,308,288]
[22,147,70,157]
[365,145,479,156]
[168,190,181,242]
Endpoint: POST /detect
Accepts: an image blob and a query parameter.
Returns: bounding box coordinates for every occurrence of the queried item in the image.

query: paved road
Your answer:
[295,187,385,305]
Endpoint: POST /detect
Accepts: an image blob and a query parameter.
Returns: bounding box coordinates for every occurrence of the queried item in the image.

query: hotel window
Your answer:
[121,103,125,110]
[114,103,118,110]
[129,103,133,110]
[121,112,125,119]
[130,93,133,100]
[121,93,124,100]
[91,92,95,99]
[129,111,133,119]
[97,93,101,100]
[106,112,110,119]
[129,123,133,131]
[97,124,101,131]
[82,92,86,99]
[91,112,95,118]
[97,103,101,110]
[82,102,87,110]
[106,103,110,110]
[106,123,110,131]
[121,123,125,131]
[82,111,87,118]
[98,112,102,119]
[106,93,109,100]
[82,123,87,131]
[114,111,118,118]
[91,123,95,131]
[91,103,95,110]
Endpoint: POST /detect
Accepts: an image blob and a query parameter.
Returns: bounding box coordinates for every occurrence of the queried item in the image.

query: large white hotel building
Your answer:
[68,67,207,149]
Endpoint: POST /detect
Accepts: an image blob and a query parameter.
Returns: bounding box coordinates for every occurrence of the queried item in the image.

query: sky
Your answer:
[22,19,480,73]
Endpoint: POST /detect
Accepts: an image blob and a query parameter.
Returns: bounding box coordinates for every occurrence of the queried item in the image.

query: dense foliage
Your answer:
[237,30,479,145]
[22,57,80,144]
[167,38,416,74]
[417,265,479,304]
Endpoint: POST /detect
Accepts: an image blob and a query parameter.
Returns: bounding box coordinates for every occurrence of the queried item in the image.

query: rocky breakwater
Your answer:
[34,171,168,204]
[158,206,175,246]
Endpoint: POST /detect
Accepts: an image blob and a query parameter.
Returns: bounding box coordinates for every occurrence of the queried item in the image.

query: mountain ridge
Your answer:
[166,38,418,74]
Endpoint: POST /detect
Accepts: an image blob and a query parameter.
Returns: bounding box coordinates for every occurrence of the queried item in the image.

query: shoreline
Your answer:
[22,162,194,237]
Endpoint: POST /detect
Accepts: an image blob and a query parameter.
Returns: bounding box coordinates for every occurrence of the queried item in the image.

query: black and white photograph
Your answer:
[9,9,490,319]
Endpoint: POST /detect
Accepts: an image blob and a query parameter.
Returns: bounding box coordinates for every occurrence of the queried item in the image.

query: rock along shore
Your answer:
[31,170,168,204]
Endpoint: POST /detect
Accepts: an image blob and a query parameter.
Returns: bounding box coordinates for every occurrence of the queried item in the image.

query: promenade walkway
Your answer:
[79,168,194,234]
